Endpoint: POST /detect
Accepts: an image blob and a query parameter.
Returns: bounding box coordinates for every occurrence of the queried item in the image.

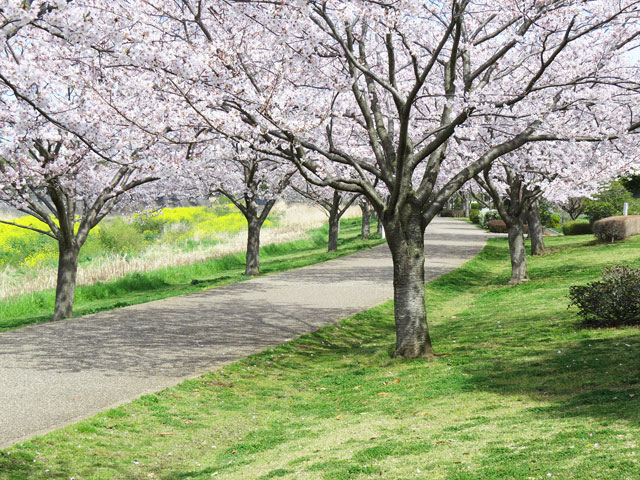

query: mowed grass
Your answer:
[0,218,383,332]
[1,234,640,479]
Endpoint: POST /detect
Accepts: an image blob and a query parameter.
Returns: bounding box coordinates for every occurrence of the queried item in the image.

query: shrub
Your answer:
[97,218,146,254]
[593,215,640,242]
[547,214,562,229]
[132,213,166,238]
[562,220,592,236]
[469,209,480,224]
[478,208,500,228]
[487,220,529,234]
[470,202,482,210]
[569,265,640,327]
[440,209,464,218]
[487,220,507,233]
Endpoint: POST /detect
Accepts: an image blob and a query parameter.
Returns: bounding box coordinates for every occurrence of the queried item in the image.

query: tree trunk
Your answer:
[360,200,370,240]
[527,200,545,255]
[328,214,340,252]
[507,220,528,285]
[385,205,434,358]
[376,215,383,235]
[242,198,276,276]
[328,190,341,252]
[245,217,261,276]
[53,240,80,321]
[463,193,471,218]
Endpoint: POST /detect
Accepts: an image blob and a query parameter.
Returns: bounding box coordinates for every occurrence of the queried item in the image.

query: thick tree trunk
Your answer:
[507,220,528,285]
[242,199,275,276]
[385,206,434,358]
[53,240,80,321]
[360,200,370,240]
[527,200,545,255]
[245,217,262,276]
[328,214,340,252]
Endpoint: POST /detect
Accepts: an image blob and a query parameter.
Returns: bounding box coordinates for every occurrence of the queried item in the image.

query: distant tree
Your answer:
[561,197,586,221]
[293,183,358,252]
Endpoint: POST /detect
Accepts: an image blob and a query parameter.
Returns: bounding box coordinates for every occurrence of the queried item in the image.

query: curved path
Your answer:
[0,218,488,448]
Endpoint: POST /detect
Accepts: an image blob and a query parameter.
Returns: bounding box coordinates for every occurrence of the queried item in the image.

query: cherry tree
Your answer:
[292,181,359,252]
[0,2,169,320]
[185,138,297,276]
[474,164,542,284]
[99,0,640,357]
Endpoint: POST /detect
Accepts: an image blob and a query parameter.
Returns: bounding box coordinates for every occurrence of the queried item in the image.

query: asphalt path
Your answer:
[0,218,488,448]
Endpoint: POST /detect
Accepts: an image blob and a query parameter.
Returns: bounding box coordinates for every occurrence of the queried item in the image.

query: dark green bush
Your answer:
[569,265,640,327]
[470,202,482,210]
[469,209,480,224]
[562,221,592,236]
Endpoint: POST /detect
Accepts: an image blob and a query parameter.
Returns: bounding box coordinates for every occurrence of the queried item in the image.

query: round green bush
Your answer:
[469,209,480,224]
[569,265,640,327]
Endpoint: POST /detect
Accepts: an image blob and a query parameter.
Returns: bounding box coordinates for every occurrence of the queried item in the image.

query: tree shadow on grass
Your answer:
[463,331,640,425]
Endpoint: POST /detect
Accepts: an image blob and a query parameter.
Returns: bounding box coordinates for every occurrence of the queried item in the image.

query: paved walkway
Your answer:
[0,218,488,448]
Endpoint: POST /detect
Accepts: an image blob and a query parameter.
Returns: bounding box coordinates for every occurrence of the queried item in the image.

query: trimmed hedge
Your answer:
[469,209,480,224]
[440,209,465,218]
[562,220,592,236]
[593,215,640,242]
[487,220,529,234]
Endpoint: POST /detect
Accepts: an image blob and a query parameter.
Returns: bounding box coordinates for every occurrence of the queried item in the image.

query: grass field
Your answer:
[0,217,381,332]
[1,234,639,479]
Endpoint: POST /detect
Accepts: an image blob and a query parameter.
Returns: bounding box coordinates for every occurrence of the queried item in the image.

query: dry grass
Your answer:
[0,202,360,299]
[0,208,18,220]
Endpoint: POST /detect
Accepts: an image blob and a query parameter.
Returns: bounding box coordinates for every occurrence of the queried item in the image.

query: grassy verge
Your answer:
[2,234,640,479]
[0,218,383,332]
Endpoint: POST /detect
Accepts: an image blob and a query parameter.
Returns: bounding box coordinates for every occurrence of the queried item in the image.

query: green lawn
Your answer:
[1,234,639,479]
[0,218,383,332]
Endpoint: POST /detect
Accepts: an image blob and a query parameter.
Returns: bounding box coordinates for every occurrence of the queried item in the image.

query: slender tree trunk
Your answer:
[384,204,434,358]
[328,190,341,252]
[376,215,383,235]
[527,199,545,255]
[360,200,370,240]
[463,193,471,218]
[53,240,80,321]
[506,220,528,285]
